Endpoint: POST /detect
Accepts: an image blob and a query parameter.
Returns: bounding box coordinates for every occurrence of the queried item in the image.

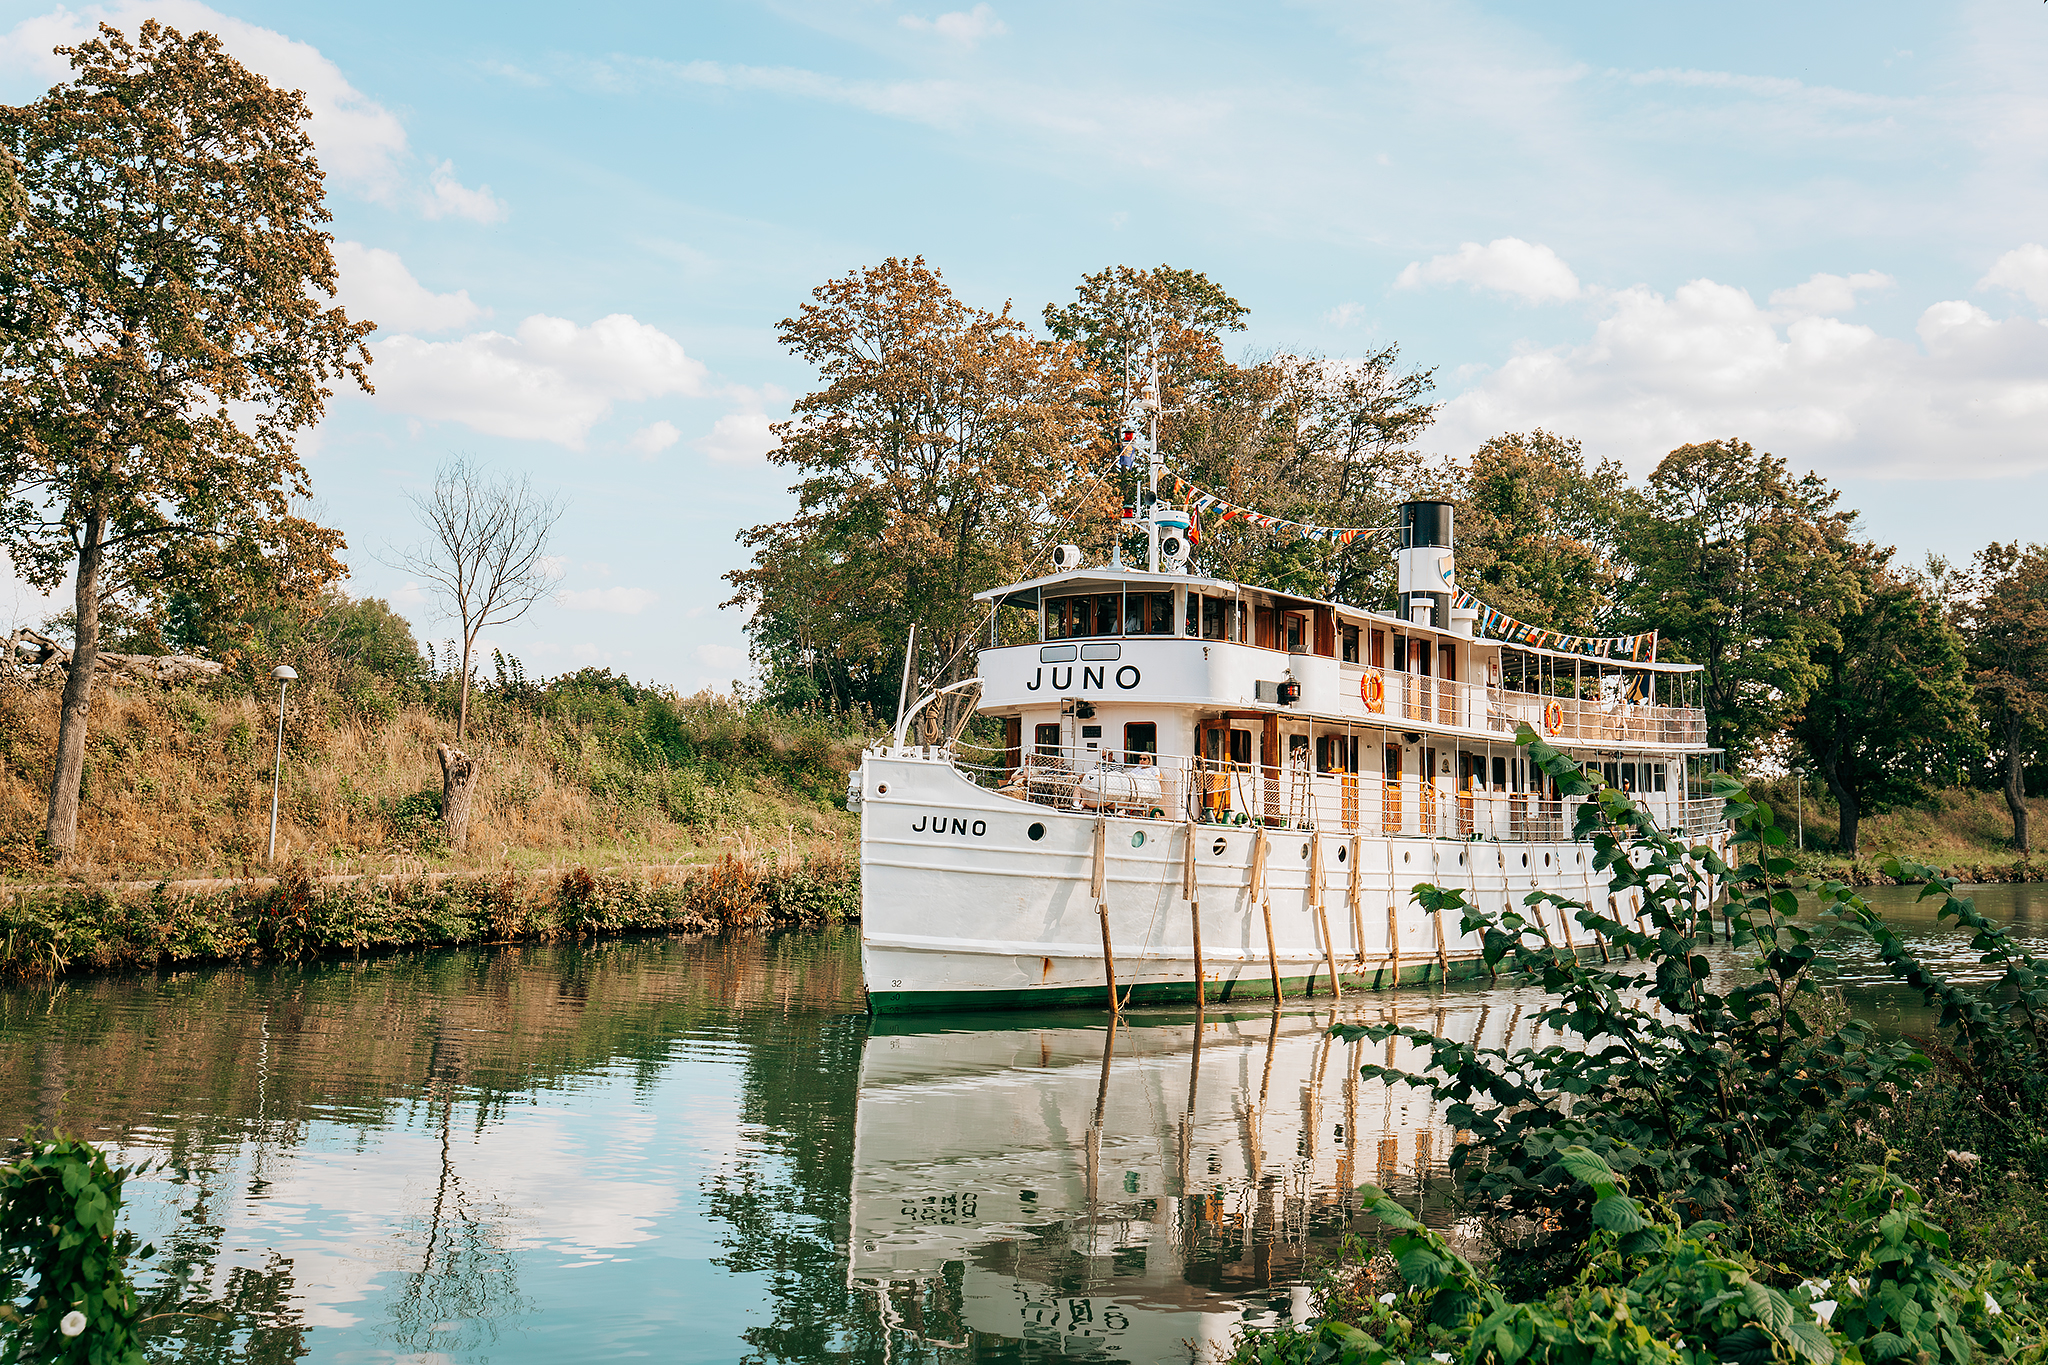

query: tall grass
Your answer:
[0,666,876,882]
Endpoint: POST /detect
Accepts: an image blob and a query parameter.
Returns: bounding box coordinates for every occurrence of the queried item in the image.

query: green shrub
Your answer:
[0,1135,155,1364]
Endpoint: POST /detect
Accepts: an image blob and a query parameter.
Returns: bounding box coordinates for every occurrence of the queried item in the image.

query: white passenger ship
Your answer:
[855,489,1725,1014]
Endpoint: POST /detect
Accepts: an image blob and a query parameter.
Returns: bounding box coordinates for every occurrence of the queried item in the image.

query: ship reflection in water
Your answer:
[853,998,1529,1362]
[0,929,1576,1364]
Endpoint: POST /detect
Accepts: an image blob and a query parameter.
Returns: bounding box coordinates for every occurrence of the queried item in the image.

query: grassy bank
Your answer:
[0,664,875,883]
[1747,778,2043,882]
[0,850,859,980]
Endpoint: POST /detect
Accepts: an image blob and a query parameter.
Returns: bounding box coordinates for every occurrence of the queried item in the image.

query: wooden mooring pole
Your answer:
[1183,819,1204,1006]
[1092,816,1119,1015]
[1251,828,1281,1003]
[1311,835,1342,999]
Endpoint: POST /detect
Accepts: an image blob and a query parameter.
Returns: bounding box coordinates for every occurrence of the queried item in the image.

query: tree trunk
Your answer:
[45,511,105,854]
[1831,779,1861,859]
[437,743,479,852]
[456,633,474,741]
[2005,739,2031,856]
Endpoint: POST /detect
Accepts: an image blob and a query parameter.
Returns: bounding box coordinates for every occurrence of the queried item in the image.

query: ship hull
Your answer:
[858,752,1696,1014]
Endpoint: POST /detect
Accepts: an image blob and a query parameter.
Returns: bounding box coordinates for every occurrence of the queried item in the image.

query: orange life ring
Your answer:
[1362,669,1385,713]
[1544,699,1564,734]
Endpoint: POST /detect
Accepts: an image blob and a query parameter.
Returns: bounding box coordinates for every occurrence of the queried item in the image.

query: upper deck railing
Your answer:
[940,744,1724,843]
[1351,667,1706,746]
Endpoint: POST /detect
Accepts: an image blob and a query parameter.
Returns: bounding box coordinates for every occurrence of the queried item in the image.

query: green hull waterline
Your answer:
[864,952,1583,1015]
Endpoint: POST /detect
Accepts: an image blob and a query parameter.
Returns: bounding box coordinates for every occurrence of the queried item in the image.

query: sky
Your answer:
[2,0,2044,689]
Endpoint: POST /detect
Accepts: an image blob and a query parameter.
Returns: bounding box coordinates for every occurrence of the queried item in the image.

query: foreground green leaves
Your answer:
[1236,1155,2045,1365]
[1239,725,2048,1364]
[0,1136,154,1364]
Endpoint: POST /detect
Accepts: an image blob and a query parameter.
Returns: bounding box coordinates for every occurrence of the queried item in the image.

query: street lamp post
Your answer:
[268,665,297,863]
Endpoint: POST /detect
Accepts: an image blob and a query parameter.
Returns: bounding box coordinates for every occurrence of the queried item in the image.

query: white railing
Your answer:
[946,744,1721,842]
[1485,690,1707,746]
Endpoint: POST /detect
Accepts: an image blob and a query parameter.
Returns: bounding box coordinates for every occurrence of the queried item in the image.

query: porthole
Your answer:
[1131,830,1146,848]
[1337,845,1348,863]
[1544,853,1552,867]
[1300,842,1311,860]
[1403,851,1410,864]
[1028,822,1046,841]
[877,783,888,795]
[1458,852,1465,866]
[1521,853,1529,867]
[1212,838,1228,856]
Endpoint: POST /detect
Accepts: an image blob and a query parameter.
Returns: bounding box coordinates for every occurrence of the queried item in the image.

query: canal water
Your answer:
[0,883,2040,1364]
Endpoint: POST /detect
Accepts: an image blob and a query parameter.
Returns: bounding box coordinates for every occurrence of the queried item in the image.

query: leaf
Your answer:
[1590,1192,1650,1234]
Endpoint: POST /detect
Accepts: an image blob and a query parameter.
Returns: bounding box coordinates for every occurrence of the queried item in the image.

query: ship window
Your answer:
[1317,734,1358,774]
[1229,728,1253,767]
[1652,763,1667,792]
[1148,593,1173,634]
[1283,612,1309,653]
[1123,722,1157,759]
[1491,756,1507,791]
[1034,723,1061,756]
[1201,594,1230,640]
[1124,593,1145,635]
[1341,624,1360,663]
[1438,642,1455,680]
[1098,594,1122,637]
[1621,762,1638,791]
[1185,592,1200,636]
[1392,635,1407,671]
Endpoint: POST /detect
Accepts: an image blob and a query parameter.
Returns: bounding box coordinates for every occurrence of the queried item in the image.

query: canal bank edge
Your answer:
[0,852,858,980]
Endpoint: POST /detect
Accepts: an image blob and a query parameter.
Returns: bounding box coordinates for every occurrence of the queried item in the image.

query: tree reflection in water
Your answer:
[0,928,1496,1363]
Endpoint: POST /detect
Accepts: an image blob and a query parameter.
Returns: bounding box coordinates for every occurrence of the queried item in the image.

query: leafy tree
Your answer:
[1961,542,2048,854]
[1790,547,1977,856]
[728,257,1101,711]
[1045,266,1438,605]
[0,21,370,854]
[1042,262,1247,429]
[1453,430,1628,634]
[1616,440,1858,766]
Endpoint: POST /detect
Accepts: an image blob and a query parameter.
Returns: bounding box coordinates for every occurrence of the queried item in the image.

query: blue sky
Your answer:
[3,0,2045,688]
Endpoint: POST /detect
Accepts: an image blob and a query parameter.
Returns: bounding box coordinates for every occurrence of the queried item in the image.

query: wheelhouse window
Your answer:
[1199,594,1233,641]
[1341,624,1360,663]
[1282,612,1309,654]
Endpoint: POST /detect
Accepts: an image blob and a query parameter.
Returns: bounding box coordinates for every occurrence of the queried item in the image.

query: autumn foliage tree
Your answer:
[0,21,371,855]
[1045,266,1437,603]
[729,258,1103,714]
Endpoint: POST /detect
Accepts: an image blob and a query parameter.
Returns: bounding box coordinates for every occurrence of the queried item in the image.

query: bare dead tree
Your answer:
[386,457,563,850]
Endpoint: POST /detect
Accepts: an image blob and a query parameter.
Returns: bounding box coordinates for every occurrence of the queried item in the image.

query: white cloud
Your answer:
[898,4,1007,45]
[693,411,776,463]
[1431,276,2048,478]
[1325,302,1369,329]
[627,420,680,455]
[371,314,708,449]
[423,160,508,224]
[0,3,498,218]
[1978,244,2048,309]
[1768,270,1895,317]
[557,586,657,614]
[332,242,482,333]
[1394,238,1581,303]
